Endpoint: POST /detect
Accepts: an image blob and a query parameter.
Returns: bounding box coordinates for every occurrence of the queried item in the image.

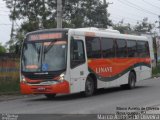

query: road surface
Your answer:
[0,77,160,120]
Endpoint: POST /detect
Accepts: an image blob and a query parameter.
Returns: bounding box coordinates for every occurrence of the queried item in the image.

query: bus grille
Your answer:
[25,74,56,80]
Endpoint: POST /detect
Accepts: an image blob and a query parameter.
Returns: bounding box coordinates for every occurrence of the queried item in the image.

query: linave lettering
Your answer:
[96,67,112,73]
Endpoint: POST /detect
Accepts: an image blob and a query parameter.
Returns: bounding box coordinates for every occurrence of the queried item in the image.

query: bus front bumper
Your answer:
[20,80,70,94]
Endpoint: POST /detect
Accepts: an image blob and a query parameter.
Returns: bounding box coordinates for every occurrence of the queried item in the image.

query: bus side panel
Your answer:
[88,58,151,88]
[139,66,152,81]
[107,72,128,88]
[97,72,129,89]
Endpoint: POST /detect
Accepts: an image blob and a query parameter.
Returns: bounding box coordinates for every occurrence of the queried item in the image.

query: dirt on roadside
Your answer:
[0,94,34,102]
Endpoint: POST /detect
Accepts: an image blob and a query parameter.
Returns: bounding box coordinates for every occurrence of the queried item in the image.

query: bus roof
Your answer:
[26,28,148,41]
[72,28,148,41]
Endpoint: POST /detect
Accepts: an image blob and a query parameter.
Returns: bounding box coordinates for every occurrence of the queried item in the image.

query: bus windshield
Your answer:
[22,40,67,72]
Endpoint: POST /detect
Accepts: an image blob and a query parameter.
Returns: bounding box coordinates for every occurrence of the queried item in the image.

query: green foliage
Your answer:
[113,18,156,35]
[3,0,58,53]
[3,0,112,53]
[4,0,111,31]
[0,79,19,94]
[0,43,6,53]
[113,20,132,34]
[64,0,112,28]
[134,17,155,33]
[152,65,160,76]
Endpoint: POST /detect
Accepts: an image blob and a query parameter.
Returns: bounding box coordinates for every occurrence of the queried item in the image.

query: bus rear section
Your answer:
[84,29,151,91]
[68,28,152,96]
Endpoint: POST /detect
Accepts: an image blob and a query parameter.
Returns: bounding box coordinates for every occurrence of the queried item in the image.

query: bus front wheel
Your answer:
[45,94,56,99]
[83,76,95,97]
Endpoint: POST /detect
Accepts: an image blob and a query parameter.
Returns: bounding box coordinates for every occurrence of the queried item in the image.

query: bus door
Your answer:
[70,36,87,93]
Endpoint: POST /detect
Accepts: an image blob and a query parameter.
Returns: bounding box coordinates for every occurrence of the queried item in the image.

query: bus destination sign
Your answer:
[28,33,63,41]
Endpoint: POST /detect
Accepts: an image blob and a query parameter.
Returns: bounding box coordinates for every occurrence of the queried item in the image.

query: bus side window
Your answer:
[116,39,127,58]
[137,41,149,58]
[127,40,137,57]
[70,38,85,68]
[145,42,150,57]
[101,38,115,58]
[85,37,101,58]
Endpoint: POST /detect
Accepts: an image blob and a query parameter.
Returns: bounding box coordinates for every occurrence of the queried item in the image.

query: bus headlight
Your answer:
[21,75,27,83]
[59,73,65,82]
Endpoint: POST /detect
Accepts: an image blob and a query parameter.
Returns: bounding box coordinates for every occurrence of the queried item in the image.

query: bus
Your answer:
[20,28,152,99]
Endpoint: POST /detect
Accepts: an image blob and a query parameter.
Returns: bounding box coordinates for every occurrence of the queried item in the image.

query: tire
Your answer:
[83,76,95,97]
[127,72,136,89]
[45,94,56,99]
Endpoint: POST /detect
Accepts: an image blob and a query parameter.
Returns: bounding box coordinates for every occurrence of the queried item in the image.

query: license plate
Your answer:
[37,87,46,91]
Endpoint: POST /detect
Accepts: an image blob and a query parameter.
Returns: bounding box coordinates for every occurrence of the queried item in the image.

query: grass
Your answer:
[0,79,20,95]
[152,65,160,77]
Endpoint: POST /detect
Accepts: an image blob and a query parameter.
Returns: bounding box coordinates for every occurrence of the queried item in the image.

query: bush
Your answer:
[152,65,160,76]
[0,79,20,94]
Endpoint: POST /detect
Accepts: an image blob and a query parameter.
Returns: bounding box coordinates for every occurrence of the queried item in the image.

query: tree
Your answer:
[4,0,112,53]
[134,17,155,33]
[112,20,133,34]
[112,18,156,35]
[63,0,112,28]
[4,0,57,31]
[4,0,57,53]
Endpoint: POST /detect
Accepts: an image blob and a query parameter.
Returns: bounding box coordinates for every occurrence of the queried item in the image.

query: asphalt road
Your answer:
[0,78,160,120]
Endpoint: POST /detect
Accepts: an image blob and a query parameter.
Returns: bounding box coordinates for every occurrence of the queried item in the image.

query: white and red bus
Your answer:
[20,28,152,98]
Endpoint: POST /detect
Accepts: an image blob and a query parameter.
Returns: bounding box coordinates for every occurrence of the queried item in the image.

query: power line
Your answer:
[0,6,7,8]
[112,14,144,22]
[125,0,159,16]
[0,22,19,26]
[0,24,12,26]
[117,0,145,14]
[0,10,10,12]
[0,14,9,16]
[108,2,145,18]
[142,0,160,10]
[111,16,142,24]
[117,0,158,16]
[111,18,137,25]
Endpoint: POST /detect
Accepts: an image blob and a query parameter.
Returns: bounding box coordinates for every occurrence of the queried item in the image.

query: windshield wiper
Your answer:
[44,40,57,54]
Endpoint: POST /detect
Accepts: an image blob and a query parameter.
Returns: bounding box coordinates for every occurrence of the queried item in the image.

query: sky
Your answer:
[0,0,11,46]
[0,0,160,45]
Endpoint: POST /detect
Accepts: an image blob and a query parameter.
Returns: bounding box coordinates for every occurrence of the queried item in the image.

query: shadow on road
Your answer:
[28,85,150,102]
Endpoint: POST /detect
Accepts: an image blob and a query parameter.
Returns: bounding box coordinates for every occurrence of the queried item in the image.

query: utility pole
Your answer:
[103,0,113,5]
[103,0,106,5]
[9,0,16,53]
[158,15,160,33]
[10,0,16,42]
[154,15,160,66]
[57,0,62,28]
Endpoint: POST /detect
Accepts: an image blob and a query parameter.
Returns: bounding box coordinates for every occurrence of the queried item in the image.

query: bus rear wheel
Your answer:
[45,94,56,99]
[127,72,136,89]
[83,76,95,97]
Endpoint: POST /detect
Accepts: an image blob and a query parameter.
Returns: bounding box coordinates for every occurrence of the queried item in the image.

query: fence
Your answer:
[0,53,19,81]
